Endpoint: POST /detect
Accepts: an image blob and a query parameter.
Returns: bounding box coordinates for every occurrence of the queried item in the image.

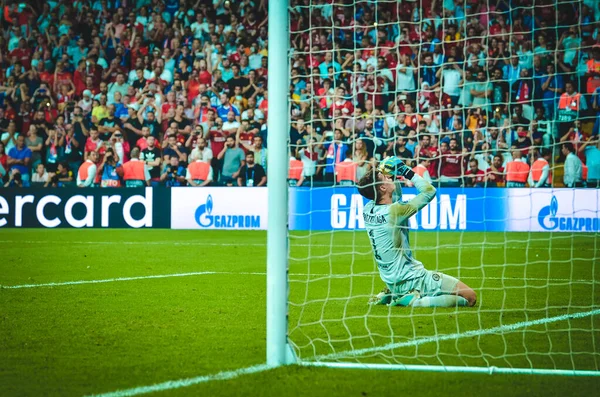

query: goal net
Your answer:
[284,0,600,375]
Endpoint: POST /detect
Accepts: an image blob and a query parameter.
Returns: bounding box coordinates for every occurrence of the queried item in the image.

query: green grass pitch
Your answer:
[1,229,598,396]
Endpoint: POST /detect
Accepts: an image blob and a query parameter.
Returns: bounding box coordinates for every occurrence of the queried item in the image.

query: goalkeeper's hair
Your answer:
[357,166,382,203]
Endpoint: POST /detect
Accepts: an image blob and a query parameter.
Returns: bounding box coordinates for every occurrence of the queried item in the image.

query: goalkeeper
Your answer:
[357,157,477,307]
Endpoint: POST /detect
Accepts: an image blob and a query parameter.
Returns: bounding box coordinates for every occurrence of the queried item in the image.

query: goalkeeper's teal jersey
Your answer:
[363,175,437,287]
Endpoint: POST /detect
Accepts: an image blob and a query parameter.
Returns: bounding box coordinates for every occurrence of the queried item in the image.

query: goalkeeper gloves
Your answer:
[378,156,415,179]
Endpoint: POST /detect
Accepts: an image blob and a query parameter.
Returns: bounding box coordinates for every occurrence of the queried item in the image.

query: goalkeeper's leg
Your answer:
[410,283,475,307]
[391,272,477,308]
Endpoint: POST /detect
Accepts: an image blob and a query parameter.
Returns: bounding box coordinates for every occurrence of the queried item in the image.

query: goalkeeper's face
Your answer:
[377,172,397,201]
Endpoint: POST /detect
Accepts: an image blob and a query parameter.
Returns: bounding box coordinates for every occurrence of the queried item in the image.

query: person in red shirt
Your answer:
[465,159,486,187]
[129,35,149,69]
[135,127,152,151]
[52,61,73,93]
[186,70,201,102]
[0,141,8,173]
[485,154,506,187]
[236,121,255,151]
[10,38,31,69]
[85,127,105,162]
[329,86,354,117]
[37,62,54,87]
[73,59,87,96]
[417,134,439,179]
[257,56,268,79]
[86,53,104,89]
[161,91,178,119]
[196,59,212,86]
[403,102,422,129]
[440,138,465,185]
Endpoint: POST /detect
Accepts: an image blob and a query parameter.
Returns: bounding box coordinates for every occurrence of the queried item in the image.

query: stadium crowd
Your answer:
[0,0,599,189]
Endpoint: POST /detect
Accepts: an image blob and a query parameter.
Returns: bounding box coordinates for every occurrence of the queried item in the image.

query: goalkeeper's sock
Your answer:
[411,295,469,308]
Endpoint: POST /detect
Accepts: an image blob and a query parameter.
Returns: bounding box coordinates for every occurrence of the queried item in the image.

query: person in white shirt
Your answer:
[395,53,416,93]
[31,163,49,184]
[189,137,214,163]
[562,142,583,187]
[222,111,241,134]
[108,73,130,102]
[190,13,207,39]
[436,56,463,104]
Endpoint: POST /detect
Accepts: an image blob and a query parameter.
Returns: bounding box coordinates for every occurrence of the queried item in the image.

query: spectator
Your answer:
[437,57,463,105]
[320,129,349,183]
[353,139,372,180]
[189,137,213,164]
[52,163,75,187]
[472,70,493,114]
[26,126,43,167]
[218,135,245,186]
[562,142,583,188]
[98,105,123,140]
[319,52,341,80]
[45,129,64,172]
[140,136,162,186]
[7,135,32,187]
[1,121,19,153]
[505,148,530,187]
[540,64,564,119]
[512,68,534,120]
[85,127,104,161]
[579,137,600,188]
[237,151,266,187]
[123,148,151,188]
[162,157,188,187]
[216,93,240,121]
[240,135,267,171]
[31,163,49,187]
[439,138,464,186]
[299,137,319,185]
[0,142,7,181]
[186,154,213,187]
[465,159,486,187]
[396,53,417,96]
[485,154,506,187]
[162,134,187,163]
[4,169,23,188]
[222,111,241,134]
[77,151,98,188]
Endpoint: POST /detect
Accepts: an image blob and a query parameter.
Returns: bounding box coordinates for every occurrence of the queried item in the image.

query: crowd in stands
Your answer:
[0,0,599,189]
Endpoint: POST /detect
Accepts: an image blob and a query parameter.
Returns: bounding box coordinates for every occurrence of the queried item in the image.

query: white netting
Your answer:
[286,0,600,372]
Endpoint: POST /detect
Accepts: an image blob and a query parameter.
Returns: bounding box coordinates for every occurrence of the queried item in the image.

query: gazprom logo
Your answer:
[194,194,261,228]
[538,196,598,232]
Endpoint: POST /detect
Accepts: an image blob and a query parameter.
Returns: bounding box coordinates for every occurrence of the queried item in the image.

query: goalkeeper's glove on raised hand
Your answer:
[378,156,415,179]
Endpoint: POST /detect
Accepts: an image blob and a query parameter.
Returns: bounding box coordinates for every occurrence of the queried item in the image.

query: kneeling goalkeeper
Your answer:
[358,156,476,307]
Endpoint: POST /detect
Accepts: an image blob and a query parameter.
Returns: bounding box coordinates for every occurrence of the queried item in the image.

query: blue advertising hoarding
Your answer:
[289,187,508,231]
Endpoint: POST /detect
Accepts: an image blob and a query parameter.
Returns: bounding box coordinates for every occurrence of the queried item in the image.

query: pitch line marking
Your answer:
[0,239,593,252]
[84,363,272,397]
[1,271,594,289]
[310,308,600,362]
[85,308,600,397]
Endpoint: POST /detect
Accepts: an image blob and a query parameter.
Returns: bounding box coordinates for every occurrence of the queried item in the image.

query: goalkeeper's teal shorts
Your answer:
[392,271,460,297]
